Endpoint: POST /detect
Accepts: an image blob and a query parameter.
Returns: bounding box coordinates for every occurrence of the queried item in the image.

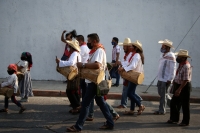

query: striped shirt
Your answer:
[174,63,192,84]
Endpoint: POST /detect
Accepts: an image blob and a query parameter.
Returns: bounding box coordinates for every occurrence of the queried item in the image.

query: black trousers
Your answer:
[66,78,80,109]
[170,82,191,124]
[66,89,80,109]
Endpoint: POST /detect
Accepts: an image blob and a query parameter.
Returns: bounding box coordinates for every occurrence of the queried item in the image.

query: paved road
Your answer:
[0,96,199,133]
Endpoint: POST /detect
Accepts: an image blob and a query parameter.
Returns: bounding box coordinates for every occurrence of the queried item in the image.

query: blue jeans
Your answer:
[80,79,87,99]
[75,82,114,130]
[88,99,119,118]
[110,60,120,85]
[121,85,142,108]
[127,82,141,110]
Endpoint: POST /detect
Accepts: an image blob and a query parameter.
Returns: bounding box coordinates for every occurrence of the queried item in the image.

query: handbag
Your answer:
[96,68,112,96]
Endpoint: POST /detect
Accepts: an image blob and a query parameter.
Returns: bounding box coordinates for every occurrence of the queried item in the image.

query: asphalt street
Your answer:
[0,96,199,133]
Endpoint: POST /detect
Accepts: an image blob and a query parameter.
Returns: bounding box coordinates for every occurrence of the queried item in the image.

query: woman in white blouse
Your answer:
[56,39,81,114]
[118,40,145,115]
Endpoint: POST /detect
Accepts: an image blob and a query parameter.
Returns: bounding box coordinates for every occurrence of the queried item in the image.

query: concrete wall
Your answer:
[0,0,200,87]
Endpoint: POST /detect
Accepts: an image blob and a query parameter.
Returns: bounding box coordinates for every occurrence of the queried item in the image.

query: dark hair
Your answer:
[133,46,144,64]
[76,35,84,42]
[87,33,100,43]
[113,37,119,43]
[21,52,33,68]
[65,30,77,39]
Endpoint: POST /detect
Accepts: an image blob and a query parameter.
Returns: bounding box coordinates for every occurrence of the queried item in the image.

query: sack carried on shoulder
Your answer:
[56,66,78,80]
[0,87,14,98]
[96,68,112,96]
[120,70,144,85]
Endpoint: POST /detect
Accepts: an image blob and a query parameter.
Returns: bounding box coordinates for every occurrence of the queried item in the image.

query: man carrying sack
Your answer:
[167,49,192,126]
[66,33,114,132]
[154,39,176,115]
[56,40,81,114]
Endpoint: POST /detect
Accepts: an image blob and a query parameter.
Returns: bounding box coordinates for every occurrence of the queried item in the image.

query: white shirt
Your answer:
[121,52,132,67]
[20,60,29,73]
[85,48,107,83]
[112,45,121,61]
[80,44,90,63]
[1,74,18,93]
[59,51,81,67]
[123,53,144,73]
[157,51,176,82]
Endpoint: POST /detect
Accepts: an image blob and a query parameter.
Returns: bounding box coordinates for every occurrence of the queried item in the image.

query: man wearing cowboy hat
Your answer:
[167,49,192,126]
[116,38,143,109]
[154,39,176,115]
[56,39,82,114]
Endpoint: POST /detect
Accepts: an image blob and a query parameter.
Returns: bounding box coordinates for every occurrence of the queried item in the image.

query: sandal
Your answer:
[0,109,8,113]
[137,105,145,115]
[69,109,73,113]
[123,110,134,115]
[66,125,81,132]
[71,109,80,115]
[19,107,26,114]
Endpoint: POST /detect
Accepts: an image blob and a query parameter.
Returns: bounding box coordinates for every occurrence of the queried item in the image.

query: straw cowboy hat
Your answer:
[175,49,190,58]
[66,39,80,52]
[131,40,143,52]
[118,38,132,46]
[158,39,174,48]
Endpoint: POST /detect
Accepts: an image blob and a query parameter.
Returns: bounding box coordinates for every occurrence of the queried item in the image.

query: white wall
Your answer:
[0,0,200,87]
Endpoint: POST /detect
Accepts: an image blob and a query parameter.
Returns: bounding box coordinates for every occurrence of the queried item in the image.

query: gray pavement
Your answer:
[0,96,200,133]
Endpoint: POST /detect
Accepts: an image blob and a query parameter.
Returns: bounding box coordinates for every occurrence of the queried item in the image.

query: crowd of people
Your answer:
[0,30,192,132]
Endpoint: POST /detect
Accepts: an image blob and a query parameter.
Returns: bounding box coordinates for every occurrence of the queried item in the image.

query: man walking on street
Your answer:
[154,39,176,115]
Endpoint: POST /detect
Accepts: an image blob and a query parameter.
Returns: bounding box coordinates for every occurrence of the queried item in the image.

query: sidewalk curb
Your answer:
[32,89,200,103]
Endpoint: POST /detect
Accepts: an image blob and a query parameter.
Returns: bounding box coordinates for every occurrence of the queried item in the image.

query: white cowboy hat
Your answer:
[175,49,190,58]
[158,39,174,48]
[131,40,143,52]
[66,39,80,52]
[118,38,132,46]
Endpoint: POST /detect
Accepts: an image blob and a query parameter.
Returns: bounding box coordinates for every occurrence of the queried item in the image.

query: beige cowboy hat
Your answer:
[118,38,132,46]
[158,39,174,48]
[131,40,143,52]
[175,49,190,58]
[66,39,80,52]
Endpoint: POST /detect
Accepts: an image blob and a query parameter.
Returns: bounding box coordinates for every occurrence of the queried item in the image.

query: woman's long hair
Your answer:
[133,46,144,64]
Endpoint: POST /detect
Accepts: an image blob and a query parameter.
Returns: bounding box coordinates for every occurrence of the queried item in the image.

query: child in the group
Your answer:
[18,52,34,102]
[0,64,26,113]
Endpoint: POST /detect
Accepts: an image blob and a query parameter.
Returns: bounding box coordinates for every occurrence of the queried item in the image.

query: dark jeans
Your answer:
[170,82,191,124]
[75,82,114,130]
[5,95,22,108]
[110,60,120,85]
[80,79,87,99]
[66,89,80,109]
[127,82,141,110]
